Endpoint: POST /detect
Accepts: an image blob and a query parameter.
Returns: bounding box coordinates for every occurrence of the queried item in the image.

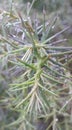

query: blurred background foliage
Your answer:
[23,0,62,12]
